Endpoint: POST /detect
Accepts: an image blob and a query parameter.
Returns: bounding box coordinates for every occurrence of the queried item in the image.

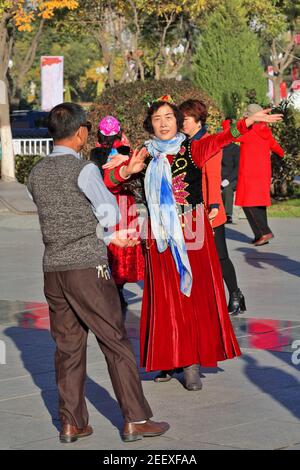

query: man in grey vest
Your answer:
[27,102,169,443]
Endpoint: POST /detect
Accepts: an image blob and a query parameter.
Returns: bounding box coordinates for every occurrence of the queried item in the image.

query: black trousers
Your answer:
[44,268,152,428]
[243,206,272,239]
[221,183,235,216]
[213,224,238,295]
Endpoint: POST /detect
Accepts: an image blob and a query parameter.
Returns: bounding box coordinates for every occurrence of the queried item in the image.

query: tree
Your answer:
[67,1,122,88]
[193,0,267,118]
[129,0,207,80]
[270,99,300,196]
[11,18,46,107]
[68,0,216,87]
[243,0,300,105]
[0,0,78,181]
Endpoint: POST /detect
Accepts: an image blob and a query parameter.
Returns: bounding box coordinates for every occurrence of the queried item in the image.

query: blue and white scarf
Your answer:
[144,133,193,297]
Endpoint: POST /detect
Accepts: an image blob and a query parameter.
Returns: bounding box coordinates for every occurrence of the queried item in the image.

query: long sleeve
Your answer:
[78,163,120,245]
[204,151,222,208]
[270,136,284,158]
[191,119,249,168]
[103,163,129,194]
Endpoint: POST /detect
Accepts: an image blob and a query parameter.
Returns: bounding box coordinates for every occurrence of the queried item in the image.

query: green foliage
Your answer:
[11,26,99,104]
[87,78,223,152]
[243,0,298,40]
[268,198,300,217]
[270,100,300,197]
[15,155,42,184]
[193,0,268,118]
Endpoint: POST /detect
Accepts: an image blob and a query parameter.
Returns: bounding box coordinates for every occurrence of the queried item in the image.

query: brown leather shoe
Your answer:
[59,423,93,443]
[254,232,274,246]
[122,419,170,442]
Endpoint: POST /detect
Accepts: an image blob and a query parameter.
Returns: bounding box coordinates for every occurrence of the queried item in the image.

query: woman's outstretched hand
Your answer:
[245,108,283,127]
[102,154,129,170]
[120,147,148,178]
[102,147,148,178]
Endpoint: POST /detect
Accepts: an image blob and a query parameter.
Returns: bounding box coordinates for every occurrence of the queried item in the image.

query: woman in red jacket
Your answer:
[235,104,284,246]
[179,99,246,315]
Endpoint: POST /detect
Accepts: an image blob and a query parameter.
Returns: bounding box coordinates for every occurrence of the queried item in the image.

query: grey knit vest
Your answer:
[28,154,107,272]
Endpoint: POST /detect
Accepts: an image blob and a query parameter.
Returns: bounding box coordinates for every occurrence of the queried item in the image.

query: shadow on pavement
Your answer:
[4,327,124,434]
[237,247,300,278]
[242,353,300,421]
[224,226,253,244]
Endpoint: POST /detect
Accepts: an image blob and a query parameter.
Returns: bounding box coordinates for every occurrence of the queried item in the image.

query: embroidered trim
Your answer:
[173,157,188,175]
[187,142,201,169]
[109,168,121,185]
[172,172,190,206]
[179,145,186,156]
[230,121,241,138]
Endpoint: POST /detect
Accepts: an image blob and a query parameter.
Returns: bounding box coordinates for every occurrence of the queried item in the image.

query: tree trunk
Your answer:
[107,59,115,87]
[14,19,45,106]
[273,75,282,106]
[0,81,15,181]
[137,58,145,81]
[154,63,160,80]
[269,37,295,105]
[94,31,115,87]
[0,14,15,181]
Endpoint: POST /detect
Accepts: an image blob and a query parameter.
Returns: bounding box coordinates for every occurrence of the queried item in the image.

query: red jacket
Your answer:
[201,136,226,228]
[235,123,284,207]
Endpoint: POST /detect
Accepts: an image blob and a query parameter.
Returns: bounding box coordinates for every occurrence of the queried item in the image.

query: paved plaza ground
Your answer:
[0,181,300,450]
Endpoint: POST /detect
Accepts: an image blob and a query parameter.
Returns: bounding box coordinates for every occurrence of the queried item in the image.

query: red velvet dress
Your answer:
[108,190,145,285]
[92,133,145,285]
[104,175,145,284]
[106,123,247,371]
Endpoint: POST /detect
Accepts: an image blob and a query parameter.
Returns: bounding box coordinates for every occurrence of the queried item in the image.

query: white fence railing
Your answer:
[13,138,53,156]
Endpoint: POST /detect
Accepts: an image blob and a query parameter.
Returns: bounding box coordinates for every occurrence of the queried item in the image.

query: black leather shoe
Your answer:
[183,364,202,391]
[154,370,174,382]
[228,288,246,316]
[226,215,233,224]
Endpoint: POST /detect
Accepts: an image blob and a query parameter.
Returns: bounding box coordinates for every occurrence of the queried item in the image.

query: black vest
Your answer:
[170,140,203,214]
[127,140,203,213]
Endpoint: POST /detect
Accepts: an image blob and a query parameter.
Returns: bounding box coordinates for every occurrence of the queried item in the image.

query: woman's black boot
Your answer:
[228,288,246,316]
[183,364,202,391]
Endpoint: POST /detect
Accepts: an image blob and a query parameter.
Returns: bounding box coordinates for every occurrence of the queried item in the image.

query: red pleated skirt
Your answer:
[140,211,241,371]
[108,193,145,285]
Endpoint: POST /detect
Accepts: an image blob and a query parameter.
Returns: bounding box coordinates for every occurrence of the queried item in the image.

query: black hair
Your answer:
[47,102,87,140]
[90,128,130,171]
[143,101,184,134]
[95,129,123,160]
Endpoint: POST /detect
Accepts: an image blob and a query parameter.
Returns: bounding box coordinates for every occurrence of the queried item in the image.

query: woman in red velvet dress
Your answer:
[90,116,144,309]
[103,97,282,390]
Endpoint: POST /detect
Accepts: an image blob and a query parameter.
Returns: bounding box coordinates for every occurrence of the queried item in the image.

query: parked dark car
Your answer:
[10,110,50,138]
